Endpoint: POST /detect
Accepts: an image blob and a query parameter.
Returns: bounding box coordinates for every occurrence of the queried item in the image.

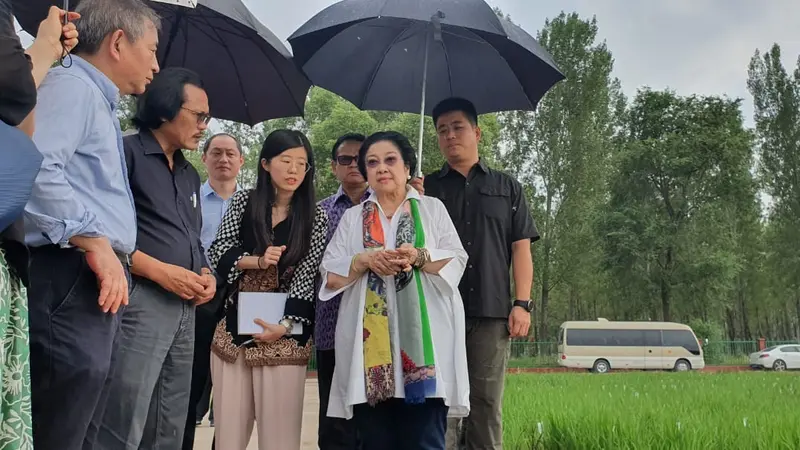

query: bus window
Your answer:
[558,327,564,345]
[662,330,700,355]
[566,329,646,346]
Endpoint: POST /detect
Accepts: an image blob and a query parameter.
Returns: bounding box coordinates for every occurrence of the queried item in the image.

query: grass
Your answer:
[502,372,800,449]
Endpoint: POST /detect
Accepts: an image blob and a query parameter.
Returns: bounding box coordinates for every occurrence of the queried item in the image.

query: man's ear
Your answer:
[108,30,125,61]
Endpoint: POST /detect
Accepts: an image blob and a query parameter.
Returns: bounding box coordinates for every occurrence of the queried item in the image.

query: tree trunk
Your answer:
[568,284,576,319]
[660,247,673,322]
[725,308,737,340]
[795,293,800,340]
[740,278,752,340]
[538,191,553,341]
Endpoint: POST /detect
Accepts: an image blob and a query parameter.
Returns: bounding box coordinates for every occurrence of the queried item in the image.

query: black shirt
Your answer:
[0,10,36,127]
[1,5,37,286]
[424,159,539,319]
[124,129,207,274]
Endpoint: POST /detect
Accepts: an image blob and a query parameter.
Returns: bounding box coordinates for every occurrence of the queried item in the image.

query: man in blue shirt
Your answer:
[23,1,160,448]
[183,132,243,450]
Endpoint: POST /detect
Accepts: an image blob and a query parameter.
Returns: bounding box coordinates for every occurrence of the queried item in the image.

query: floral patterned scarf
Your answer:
[361,198,436,405]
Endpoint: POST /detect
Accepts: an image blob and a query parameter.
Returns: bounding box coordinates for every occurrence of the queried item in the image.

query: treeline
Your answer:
[117,11,800,342]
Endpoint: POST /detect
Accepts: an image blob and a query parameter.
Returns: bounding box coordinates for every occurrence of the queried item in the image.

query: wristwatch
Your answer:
[513,300,533,312]
[279,318,294,335]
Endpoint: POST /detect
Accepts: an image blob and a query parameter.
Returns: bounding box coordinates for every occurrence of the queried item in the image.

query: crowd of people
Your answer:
[0,0,539,449]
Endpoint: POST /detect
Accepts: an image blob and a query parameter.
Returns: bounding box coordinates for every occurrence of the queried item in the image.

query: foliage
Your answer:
[498,12,620,339]
[110,8,800,342]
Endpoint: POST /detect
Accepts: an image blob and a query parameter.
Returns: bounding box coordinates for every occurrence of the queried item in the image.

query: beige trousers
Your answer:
[211,351,307,450]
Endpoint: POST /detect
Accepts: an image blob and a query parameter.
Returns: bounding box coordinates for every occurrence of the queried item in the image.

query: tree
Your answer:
[498,12,620,340]
[600,90,753,324]
[747,44,800,339]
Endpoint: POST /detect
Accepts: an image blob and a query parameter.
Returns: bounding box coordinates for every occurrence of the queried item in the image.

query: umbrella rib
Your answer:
[360,20,418,108]
[195,11,254,125]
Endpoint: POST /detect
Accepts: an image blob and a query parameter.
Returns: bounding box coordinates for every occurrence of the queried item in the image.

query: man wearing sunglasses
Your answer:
[90,67,216,449]
[316,133,370,450]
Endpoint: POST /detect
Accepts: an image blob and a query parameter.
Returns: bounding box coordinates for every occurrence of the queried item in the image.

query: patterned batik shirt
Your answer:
[315,186,371,350]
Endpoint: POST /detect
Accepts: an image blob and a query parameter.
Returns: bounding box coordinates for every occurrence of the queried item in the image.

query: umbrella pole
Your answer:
[415,28,430,179]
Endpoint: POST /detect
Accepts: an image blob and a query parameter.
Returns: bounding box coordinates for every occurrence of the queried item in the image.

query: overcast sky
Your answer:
[16,0,800,126]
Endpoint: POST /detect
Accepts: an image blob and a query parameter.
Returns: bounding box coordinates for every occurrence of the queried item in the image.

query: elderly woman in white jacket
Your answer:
[319,131,469,450]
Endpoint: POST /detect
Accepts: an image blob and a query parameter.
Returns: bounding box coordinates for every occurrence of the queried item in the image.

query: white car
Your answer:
[749,345,800,371]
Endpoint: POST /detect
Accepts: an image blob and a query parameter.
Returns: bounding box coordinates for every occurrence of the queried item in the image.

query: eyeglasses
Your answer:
[182,107,212,126]
[335,155,358,166]
[273,157,311,174]
[365,155,401,169]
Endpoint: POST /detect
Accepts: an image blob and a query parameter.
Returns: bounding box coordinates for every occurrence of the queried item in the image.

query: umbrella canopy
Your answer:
[14,0,311,125]
[287,0,565,116]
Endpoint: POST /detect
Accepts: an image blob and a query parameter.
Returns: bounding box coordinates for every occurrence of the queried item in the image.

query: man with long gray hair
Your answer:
[23,0,160,448]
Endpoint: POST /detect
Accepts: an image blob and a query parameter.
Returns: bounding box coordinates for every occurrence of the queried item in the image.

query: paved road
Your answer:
[194,378,320,450]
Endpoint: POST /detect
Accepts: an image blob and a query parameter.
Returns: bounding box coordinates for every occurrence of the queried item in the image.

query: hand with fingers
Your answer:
[33,6,81,62]
[364,250,406,277]
[85,244,128,314]
[252,318,288,343]
[258,245,286,269]
[194,269,217,305]
[409,176,425,195]
[157,264,207,300]
[508,306,532,338]
[386,243,418,272]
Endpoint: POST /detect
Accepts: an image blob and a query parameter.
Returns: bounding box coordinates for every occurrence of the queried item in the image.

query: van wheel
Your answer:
[673,359,691,372]
[592,359,610,373]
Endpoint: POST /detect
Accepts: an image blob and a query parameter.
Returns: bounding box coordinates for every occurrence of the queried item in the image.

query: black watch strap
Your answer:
[513,300,533,312]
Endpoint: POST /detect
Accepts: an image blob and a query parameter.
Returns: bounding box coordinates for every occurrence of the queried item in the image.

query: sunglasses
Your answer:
[335,155,358,166]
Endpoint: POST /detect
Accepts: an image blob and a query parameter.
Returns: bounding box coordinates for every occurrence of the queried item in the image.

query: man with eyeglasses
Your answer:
[90,67,216,449]
[316,133,370,450]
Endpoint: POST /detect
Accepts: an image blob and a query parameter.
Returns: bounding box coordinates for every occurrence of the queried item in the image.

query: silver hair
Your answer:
[73,0,161,55]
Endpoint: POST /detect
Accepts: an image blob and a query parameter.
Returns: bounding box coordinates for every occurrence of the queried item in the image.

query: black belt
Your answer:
[30,244,132,267]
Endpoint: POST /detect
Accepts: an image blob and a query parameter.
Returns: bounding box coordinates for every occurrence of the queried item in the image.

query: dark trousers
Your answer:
[317,349,360,450]
[354,398,447,450]
[446,318,509,450]
[91,277,195,449]
[182,304,220,450]
[195,376,213,422]
[28,247,125,450]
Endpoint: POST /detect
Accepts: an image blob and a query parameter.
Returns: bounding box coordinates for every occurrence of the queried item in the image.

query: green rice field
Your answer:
[502,372,800,449]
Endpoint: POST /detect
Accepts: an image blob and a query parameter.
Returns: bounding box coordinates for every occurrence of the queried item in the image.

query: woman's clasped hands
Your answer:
[358,244,419,276]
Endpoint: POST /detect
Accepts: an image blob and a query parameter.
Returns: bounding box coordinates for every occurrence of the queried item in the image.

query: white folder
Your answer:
[237,292,303,335]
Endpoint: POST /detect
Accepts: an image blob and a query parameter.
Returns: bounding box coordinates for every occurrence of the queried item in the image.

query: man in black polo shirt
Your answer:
[415,97,539,450]
[90,67,216,449]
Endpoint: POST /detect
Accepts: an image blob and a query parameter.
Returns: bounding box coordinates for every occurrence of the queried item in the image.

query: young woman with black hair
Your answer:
[207,129,328,450]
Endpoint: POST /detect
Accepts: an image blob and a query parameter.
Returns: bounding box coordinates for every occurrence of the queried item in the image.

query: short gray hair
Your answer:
[73,0,161,56]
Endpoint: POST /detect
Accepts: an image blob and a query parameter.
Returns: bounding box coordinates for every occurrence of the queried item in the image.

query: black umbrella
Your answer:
[288,0,564,174]
[14,0,311,125]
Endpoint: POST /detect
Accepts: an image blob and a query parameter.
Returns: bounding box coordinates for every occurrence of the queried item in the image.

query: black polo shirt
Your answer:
[424,159,539,319]
[124,129,207,274]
